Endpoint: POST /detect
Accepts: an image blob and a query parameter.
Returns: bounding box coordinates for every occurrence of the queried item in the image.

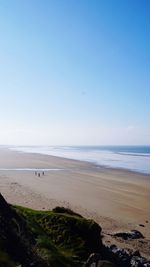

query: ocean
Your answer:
[10,145,150,174]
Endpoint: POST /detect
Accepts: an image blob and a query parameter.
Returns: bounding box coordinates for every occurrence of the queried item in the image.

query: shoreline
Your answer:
[0,148,150,258]
[6,147,150,176]
[9,146,150,175]
[0,148,150,219]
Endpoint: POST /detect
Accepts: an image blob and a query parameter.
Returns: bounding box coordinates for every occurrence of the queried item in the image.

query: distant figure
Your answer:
[42,171,44,176]
[38,173,40,177]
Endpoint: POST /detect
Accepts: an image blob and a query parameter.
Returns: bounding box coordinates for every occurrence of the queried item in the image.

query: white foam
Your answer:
[10,146,150,174]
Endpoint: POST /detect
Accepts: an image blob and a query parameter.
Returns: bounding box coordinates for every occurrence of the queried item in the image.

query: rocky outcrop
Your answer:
[83,245,150,267]
[130,256,150,267]
[0,193,102,266]
[113,230,144,240]
[106,244,150,267]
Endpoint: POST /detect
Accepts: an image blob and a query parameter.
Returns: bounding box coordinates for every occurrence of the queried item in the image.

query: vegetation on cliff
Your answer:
[0,194,102,267]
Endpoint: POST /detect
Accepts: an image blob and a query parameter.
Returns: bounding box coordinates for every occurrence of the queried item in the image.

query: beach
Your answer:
[0,147,150,258]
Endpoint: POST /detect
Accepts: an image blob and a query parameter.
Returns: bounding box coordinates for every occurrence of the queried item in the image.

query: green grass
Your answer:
[0,193,103,267]
[13,205,102,266]
[12,207,76,267]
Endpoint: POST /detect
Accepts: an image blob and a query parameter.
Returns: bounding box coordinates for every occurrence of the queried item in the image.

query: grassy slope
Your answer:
[12,205,102,266]
[0,204,101,267]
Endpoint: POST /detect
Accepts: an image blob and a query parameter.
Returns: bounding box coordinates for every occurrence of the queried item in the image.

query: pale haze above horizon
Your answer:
[0,0,150,146]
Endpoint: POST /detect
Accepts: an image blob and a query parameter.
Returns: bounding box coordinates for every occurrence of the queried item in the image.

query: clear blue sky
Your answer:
[0,0,150,145]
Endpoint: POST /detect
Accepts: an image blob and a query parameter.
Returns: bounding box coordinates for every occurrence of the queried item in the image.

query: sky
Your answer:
[0,0,150,145]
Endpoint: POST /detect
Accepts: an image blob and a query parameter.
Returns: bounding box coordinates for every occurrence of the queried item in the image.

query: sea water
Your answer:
[10,146,150,174]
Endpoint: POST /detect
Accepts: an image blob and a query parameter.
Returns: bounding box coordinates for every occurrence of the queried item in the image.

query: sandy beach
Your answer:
[0,147,150,258]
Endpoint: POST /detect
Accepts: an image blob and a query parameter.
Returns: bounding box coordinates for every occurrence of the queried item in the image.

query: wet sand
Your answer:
[0,147,150,258]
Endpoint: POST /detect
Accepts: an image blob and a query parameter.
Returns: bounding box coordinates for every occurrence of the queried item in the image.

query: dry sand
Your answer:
[0,147,150,258]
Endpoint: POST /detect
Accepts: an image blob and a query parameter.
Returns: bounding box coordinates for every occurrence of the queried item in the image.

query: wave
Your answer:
[117,152,150,157]
[10,146,150,174]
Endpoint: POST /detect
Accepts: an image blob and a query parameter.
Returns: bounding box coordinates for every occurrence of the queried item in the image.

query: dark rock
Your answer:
[109,245,131,266]
[102,244,150,267]
[132,251,141,257]
[130,256,150,267]
[139,224,145,227]
[113,230,144,240]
